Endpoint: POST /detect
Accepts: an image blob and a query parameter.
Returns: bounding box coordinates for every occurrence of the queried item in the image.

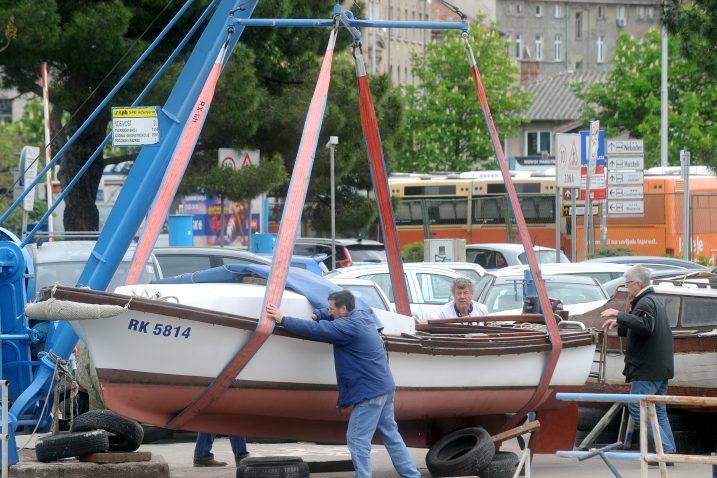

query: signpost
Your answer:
[606,139,644,218]
[681,149,691,260]
[556,133,581,261]
[581,122,601,260]
[19,146,40,237]
[217,148,262,247]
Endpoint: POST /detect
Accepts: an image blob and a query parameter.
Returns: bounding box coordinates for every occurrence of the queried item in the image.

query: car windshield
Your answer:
[339,284,388,310]
[35,261,157,295]
[482,280,607,313]
[518,250,570,264]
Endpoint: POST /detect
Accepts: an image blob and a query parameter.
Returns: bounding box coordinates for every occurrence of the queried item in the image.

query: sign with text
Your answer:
[20,146,40,212]
[608,200,644,215]
[579,165,606,200]
[607,170,644,186]
[218,148,260,170]
[607,156,645,171]
[588,121,600,175]
[607,185,644,199]
[556,134,581,188]
[111,107,159,147]
[562,204,599,217]
[606,139,644,155]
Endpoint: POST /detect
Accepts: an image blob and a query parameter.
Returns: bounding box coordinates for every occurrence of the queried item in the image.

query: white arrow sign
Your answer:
[607,171,644,185]
[607,156,644,171]
[608,200,644,215]
[606,139,644,155]
[608,185,644,199]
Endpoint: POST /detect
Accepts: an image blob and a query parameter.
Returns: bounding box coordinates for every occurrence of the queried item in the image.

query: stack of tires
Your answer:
[35,410,144,462]
[574,407,621,449]
[425,427,520,478]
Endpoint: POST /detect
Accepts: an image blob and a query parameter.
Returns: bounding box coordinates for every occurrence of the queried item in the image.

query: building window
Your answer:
[617,6,627,26]
[535,34,543,61]
[597,6,605,19]
[597,36,605,63]
[536,4,543,16]
[0,99,12,123]
[516,3,523,14]
[575,11,583,38]
[647,6,655,19]
[527,131,551,155]
[504,33,512,55]
[554,34,562,61]
[515,34,523,59]
[554,4,563,18]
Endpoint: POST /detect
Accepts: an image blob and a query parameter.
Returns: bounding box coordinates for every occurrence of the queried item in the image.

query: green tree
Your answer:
[664,0,717,79]
[574,29,717,167]
[399,24,531,172]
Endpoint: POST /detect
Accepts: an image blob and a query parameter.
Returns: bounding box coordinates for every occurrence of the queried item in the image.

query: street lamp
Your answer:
[326,136,339,270]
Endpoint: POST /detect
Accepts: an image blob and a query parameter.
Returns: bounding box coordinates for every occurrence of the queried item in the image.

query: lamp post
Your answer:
[326,136,339,270]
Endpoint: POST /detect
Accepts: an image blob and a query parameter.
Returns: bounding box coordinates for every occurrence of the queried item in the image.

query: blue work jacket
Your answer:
[281,308,395,409]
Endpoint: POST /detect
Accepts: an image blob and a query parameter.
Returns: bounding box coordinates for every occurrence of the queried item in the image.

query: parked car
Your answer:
[501,262,631,286]
[424,261,490,298]
[27,240,162,297]
[326,263,465,319]
[477,270,609,316]
[601,269,717,296]
[587,255,708,271]
[327,277,393,311]
[154,246,328,277]
[293,237,387,270]
[466,243,570,270]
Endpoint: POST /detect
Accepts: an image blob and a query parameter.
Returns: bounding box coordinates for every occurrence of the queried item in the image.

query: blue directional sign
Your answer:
[579,130,605,167]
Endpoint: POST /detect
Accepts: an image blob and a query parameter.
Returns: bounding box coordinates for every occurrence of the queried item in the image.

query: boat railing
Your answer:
[556,392,717,477]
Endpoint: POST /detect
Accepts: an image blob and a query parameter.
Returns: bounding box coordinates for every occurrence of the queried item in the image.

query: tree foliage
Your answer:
[398,24,531,172]
[664,0,717,79]
[574,29,717,167]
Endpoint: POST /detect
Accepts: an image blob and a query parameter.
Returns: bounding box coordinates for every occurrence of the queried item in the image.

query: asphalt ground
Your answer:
[13,433,713,477]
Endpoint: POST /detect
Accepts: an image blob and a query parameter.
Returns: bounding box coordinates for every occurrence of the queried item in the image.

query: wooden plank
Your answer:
[80,451,152,463]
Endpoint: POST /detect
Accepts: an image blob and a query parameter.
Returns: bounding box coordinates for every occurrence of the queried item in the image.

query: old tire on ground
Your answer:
[425,427,495,477]
[574,429,620,449]
[36,430,109,462]
[237,458,309,478]
[71,409,144,451]
[476,451,520,478]
[577,407,621,432]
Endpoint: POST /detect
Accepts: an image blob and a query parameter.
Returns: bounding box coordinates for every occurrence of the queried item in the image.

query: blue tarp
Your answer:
[152,264,383,328]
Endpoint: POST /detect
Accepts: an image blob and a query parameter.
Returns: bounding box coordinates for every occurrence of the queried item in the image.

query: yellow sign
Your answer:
[112,107,158,118]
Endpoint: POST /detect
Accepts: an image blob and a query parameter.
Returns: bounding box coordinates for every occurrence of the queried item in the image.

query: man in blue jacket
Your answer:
[266,291,420,478]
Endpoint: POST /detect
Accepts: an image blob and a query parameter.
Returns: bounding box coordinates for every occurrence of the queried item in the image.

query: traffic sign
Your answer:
[579,165,606,200]
[111,106,159,147]
[588,121,600,175]
[218,148,260,170]
[556,133,581,188]
[608,200,644,215]
[607,156,644,170]
[562,204,598,217]
[607,185,644,199]
[606,139,644,155]
[580,130,605,168]
[607,171,644,186]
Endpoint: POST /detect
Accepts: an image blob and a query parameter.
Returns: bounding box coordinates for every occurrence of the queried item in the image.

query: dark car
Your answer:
[587,255,708,272]
[293,238,387,270]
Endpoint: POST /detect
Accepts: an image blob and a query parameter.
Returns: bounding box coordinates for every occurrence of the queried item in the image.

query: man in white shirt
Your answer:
[430,277,488,324]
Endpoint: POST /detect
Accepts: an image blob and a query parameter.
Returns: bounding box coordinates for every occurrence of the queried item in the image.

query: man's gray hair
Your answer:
[451,276,475,295]
[625,265,651,288]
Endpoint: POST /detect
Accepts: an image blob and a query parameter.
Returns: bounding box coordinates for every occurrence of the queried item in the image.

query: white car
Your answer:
[466,243,570,270]
[501,262,631,285]
[326,263,466,319]
[327,277,393,312]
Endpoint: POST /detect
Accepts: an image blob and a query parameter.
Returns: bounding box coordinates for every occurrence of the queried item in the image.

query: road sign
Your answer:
[218,148,260,170]
[607,185,644,199]
[588,121,600,175]
[580,130,606,168]
[607,156,644,170]
[579,165,606,200]
[607,171,644,185]
[556,134,581,188]
[608,200,644,215]
[20,146,40,212]
[111,107,159,147]
[606,139,644,155]
[562,204,598,217]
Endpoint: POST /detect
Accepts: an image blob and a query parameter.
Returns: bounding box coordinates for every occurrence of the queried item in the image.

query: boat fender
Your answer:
[25,298,125,321]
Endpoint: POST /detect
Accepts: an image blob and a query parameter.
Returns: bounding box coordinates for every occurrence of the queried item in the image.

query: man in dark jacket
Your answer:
[601,265,676,454]
[265,291,420,478]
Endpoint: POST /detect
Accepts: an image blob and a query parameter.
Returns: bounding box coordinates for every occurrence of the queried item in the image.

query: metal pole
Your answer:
[571,187,577,261]
[555,185,561,262]
[327,136,338,270]
[681,149,690,261]
[660,21,669,167]
[583,173,593,261]
[600,199,607,247]
[371,0,377,75]
[219,197,225,248]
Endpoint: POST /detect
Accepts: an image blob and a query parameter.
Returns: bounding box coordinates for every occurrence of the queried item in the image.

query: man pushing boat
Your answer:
[265,291,420,478]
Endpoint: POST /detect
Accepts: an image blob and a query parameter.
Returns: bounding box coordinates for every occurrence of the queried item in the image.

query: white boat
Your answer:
[35,266,597,451]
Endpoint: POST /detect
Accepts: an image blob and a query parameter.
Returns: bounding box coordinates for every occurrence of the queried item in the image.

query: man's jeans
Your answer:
[347,392,420,478]
[194,432,248,460]
[627,380,676,453]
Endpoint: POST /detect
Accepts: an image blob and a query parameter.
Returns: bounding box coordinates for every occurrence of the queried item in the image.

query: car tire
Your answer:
[577,407,621,432]
[71,409,144,452]
[425,427,495,477]
[36,430,109,462]
[476,451,520,478]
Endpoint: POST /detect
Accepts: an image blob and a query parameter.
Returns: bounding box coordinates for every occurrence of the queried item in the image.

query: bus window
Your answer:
[428,199,467,225]
[474,197,505,224]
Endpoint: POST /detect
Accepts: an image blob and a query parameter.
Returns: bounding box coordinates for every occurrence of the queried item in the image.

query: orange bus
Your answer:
[390,171,559,249]
[390,169,717,264]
